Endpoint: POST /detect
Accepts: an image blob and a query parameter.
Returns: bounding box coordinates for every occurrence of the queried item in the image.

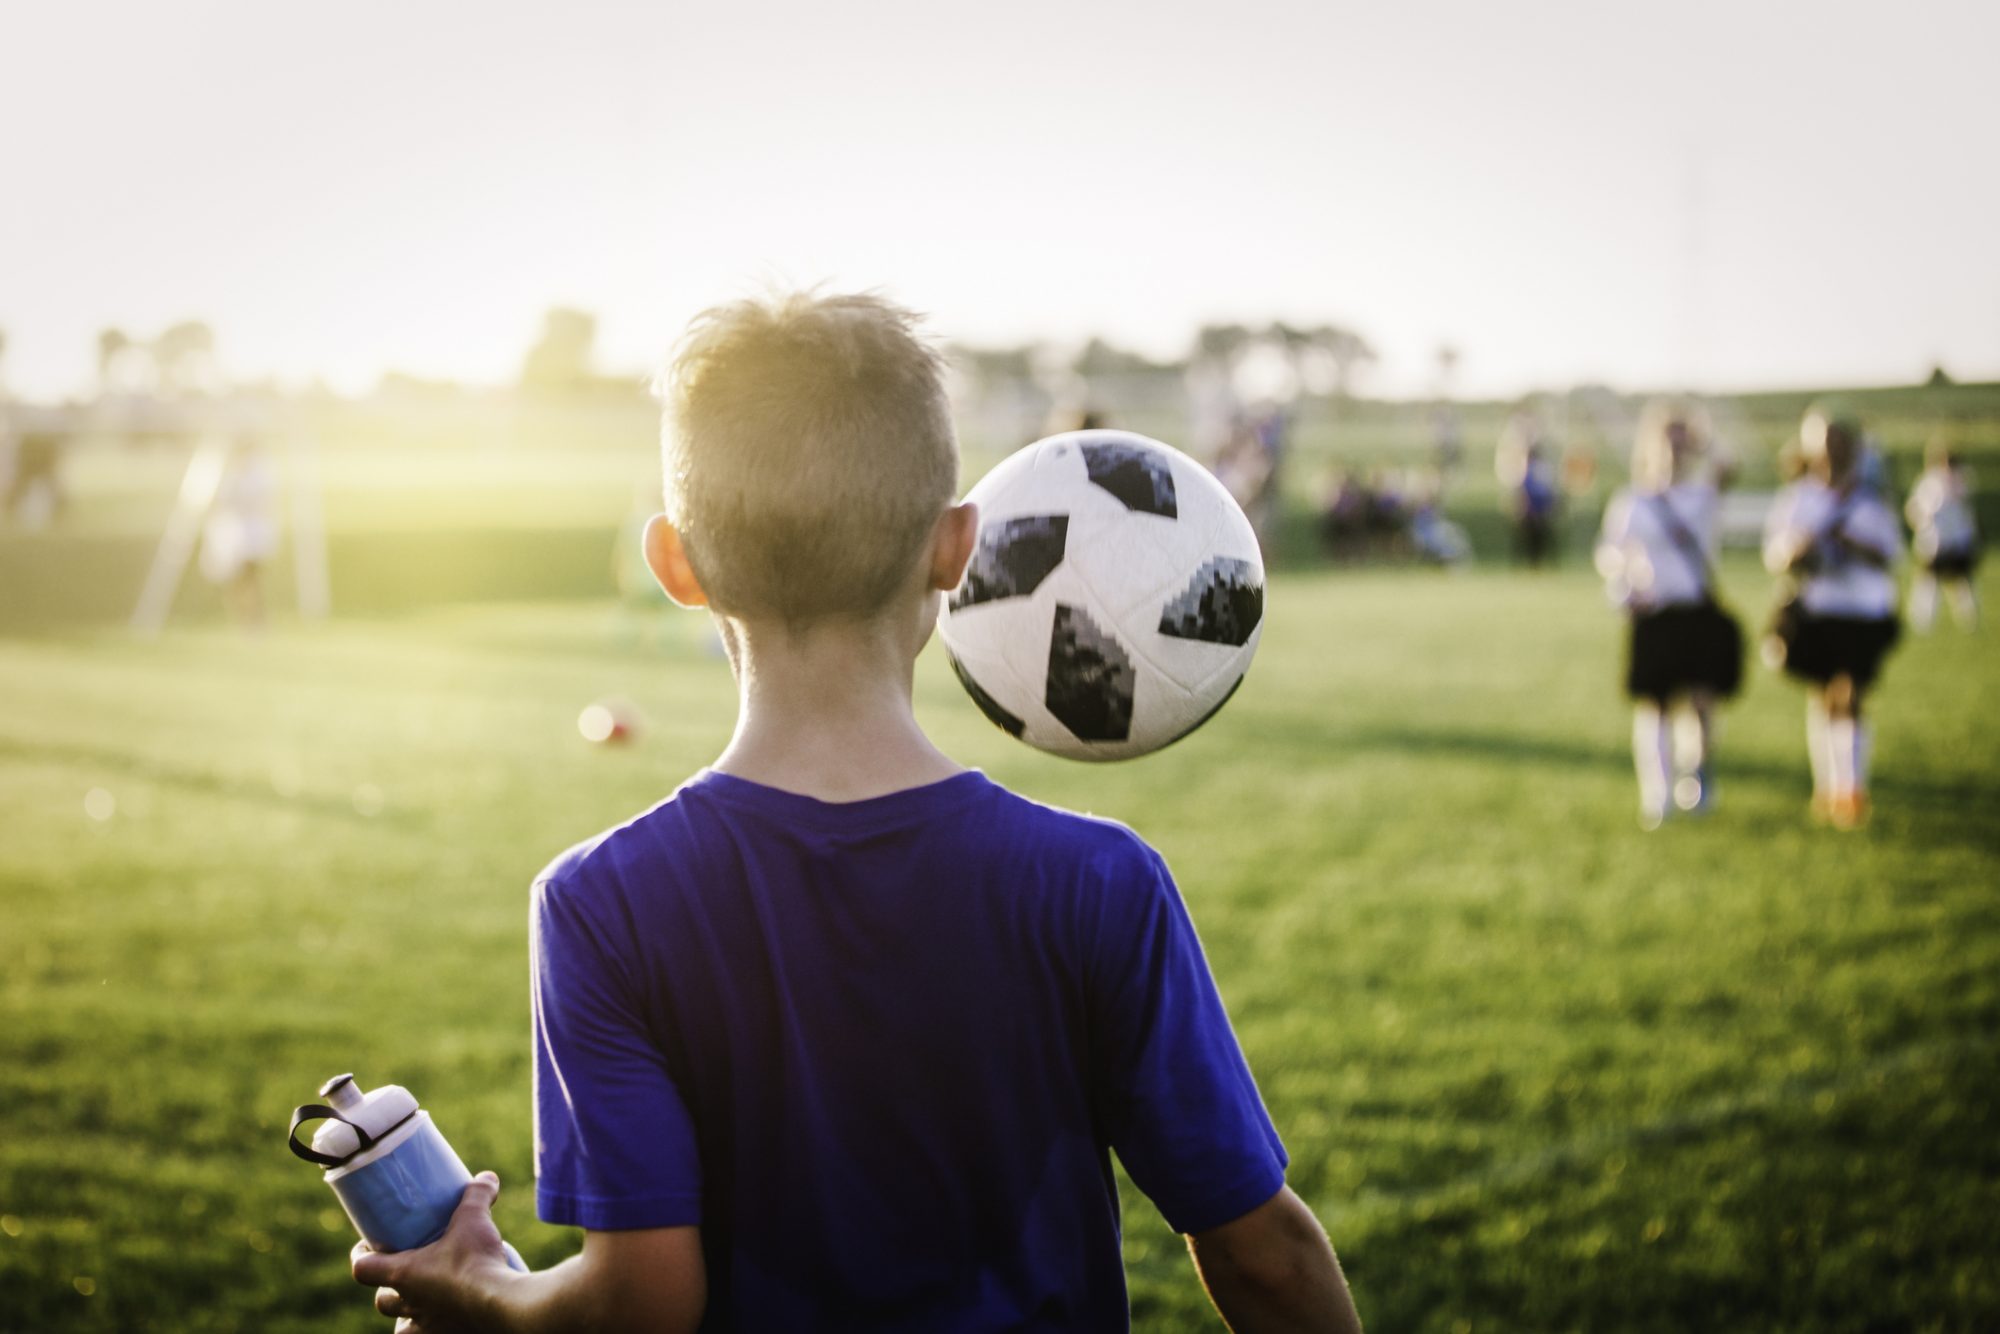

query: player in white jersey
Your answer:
[1763,409,1903,829]
[198,436,280,628]
[1905,442,1980,631]
[1596,401,1743,828]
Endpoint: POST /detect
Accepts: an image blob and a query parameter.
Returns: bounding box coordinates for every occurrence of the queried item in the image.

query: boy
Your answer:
[353,291,1360,1332]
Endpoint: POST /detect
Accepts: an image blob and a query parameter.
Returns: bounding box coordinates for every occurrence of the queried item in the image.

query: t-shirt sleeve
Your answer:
[1086,846,1288,1235]
[531,874,702,1230]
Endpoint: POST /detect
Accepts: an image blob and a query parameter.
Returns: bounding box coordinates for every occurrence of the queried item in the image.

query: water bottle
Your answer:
[287,1072,527,1271]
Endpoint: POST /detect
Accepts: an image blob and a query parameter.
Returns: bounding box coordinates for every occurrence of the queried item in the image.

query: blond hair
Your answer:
[1629,398,1709,493]
[659,290,958,624]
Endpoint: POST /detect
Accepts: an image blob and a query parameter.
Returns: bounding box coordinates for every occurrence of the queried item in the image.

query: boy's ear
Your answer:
[930,502,979,592]
[642,515,709,609]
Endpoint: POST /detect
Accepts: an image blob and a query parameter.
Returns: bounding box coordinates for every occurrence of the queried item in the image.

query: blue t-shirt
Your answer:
[531,768,1286,1331]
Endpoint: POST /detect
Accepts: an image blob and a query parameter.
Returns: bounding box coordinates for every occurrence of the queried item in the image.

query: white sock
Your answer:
[1634,706,1671,815]
[1827,718,1857,801]
[1947,580,1979,629]
[1806,699,1832,800]
[1671,706,1709,808]
[1910,575,1937,631]
[1854,720,1873,795]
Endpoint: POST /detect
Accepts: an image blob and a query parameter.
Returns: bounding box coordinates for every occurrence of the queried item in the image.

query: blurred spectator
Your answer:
[1315,466,1467,566]
[1046,406,1107,437]
[2,421,67,529]
[1315,469,1368,560]
[1364,468,1407,553]
[1561,437,1600,498]
[1406,469,1471,566]
[1905,440,1980,631]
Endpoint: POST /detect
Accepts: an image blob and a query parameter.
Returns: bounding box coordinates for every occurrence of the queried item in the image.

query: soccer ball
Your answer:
[939,429,1264,761]
[578,698,641,745]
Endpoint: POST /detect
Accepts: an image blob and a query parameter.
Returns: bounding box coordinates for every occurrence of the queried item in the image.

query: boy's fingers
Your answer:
[457,1170,501,1219]
[351,1244,400,1288]
[375,1286,415,1318]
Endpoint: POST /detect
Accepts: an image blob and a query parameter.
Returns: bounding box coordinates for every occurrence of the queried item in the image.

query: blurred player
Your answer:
[198,435,280,628]
[1430,401,1464,473]
[1763,408,1903,829]
[1214,415,1277,551]
[1905,441,1980,631]
[1595,401,1743,827]
[1497,407,1560,566]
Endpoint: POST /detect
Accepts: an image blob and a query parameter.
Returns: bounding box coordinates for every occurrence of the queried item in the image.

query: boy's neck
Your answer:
[710,613,964,804]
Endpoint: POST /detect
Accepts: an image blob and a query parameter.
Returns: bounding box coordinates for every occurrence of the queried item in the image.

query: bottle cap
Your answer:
[295,1075,421,1164]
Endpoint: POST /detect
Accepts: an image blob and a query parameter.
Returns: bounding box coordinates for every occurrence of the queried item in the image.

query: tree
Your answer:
[520,307,598,394]
[948,343,1036,385]
[152,321,217,395]
[1435,344,1461,398]
[1192,323,1255,368]
[1306,325,1376,403]
[1071,337,1173,378]
[98,328,132,394]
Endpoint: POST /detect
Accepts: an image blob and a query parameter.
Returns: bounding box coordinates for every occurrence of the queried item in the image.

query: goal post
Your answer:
[129,412,332,635]
[130,435,228,636]
[287,426,331,620]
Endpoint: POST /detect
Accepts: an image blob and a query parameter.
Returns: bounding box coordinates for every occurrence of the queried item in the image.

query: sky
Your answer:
[2,0,1996,400]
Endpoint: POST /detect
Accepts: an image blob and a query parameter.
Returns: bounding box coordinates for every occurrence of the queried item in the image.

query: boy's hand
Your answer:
[352,1171,518,1332]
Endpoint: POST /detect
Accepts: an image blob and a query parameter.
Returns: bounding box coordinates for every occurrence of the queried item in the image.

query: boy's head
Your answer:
[651,290,963,627]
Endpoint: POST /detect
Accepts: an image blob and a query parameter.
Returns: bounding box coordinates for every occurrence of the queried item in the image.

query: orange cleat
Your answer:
[1828,792,1871,831]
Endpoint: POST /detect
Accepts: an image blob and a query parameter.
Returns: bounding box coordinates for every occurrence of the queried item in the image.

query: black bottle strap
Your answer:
[287,1102,377,1167]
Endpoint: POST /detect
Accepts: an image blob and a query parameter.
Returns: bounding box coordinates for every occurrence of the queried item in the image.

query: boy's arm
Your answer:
[353,1172,704,1334]
[1187,1187,1362,1334]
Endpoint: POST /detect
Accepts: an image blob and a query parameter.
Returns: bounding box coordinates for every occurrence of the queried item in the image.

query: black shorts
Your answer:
[1626,601,1744,703]
[1783,613,1900,689]
[1920,544,1981,579]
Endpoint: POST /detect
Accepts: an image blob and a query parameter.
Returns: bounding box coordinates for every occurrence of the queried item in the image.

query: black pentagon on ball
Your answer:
[1080,439,1177,518]
[1158,556,1263,647]
[948,653,1026,737]
[1045,604,1135,743]
[950,515,1069,611]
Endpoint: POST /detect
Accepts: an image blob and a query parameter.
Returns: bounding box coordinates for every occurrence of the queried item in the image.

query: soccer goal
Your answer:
[130,413,332,634]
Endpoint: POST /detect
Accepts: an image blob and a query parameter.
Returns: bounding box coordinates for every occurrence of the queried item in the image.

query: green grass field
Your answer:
[3,560,1996,1332]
